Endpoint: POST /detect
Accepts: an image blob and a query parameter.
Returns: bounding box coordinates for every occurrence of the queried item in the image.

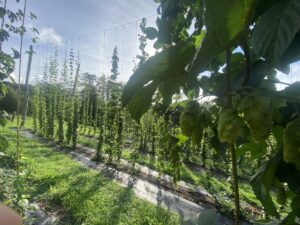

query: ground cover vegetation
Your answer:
[0,123,181,225]
[121,1,300,224]
[0,0,300,225]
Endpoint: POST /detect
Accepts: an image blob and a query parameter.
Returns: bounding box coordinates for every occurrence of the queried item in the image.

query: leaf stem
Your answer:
[226,50,232,99]
[0,0,7,52]
[242,39,251,86]
[226,49,240,224]
[230,143,240,225]
[267,138,275,153]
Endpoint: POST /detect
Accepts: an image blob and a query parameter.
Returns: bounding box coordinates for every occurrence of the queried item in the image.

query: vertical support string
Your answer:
[290,64,293,84]
[37,45,41,82]
[121,25,125,77]
[103,30,106,76]
[64,40,69,85]
[16,0,28,205]
[114,27,117,46]
[76,37,81,75]
[77,37,81,59]
[59,41,63,82]
[135,21,138,57]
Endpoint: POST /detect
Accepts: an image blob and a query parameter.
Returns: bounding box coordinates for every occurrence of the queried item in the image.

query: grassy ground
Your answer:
[1,123,180,225]
[121,149,261,213]
[23,117,263,216]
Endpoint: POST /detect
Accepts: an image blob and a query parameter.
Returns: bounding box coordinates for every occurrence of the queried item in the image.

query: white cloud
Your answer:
[38,27,63,44]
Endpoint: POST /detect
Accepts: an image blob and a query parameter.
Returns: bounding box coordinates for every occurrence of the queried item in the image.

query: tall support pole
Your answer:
[21,45,34,127]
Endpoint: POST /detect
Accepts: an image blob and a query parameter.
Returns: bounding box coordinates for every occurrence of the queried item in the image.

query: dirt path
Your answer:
[20,129,252,225]
[76,144,261,218]
[76,144,216,205]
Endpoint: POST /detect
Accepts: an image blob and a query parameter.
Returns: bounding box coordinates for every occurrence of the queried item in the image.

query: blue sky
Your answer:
[6,0,158,83]
[31,0,156,37]
[4,0,299,86]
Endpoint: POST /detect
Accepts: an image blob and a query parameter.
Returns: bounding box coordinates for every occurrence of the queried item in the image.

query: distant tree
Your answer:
[0,83,34,114]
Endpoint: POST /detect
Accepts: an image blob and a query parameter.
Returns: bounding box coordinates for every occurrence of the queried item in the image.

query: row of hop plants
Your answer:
[30,17,171,167]
[28,16,266,223]
[30,44,165,165]
[30,18,243,177]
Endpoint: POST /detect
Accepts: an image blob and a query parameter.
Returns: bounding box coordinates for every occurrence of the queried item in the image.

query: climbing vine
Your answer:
[122,0,300,224]
[12,2,300,224]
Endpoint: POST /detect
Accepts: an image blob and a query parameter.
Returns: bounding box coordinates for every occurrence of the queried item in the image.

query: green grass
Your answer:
[23,117,262,216]
[2,123,180,225]
[14,117,292,222]
[78,134,97,148]
[121,149,262,215]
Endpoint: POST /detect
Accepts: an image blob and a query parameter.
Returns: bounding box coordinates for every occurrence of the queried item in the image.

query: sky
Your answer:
[4,0,300,86]
[5,0,159,83]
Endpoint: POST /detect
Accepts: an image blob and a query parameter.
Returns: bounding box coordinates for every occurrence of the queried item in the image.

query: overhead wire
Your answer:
[103,30,106,76]
[63,14,156,43]
[31,14,157,85]
[121,25,125,76]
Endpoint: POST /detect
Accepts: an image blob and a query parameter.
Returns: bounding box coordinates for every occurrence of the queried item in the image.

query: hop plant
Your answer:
[179,113,197,136]
[191,126,203,145]
[237,93,272,142]
[217,109,244,144]
[283,118,300,170]
[179,101,206,145]
[276,186,287,205]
